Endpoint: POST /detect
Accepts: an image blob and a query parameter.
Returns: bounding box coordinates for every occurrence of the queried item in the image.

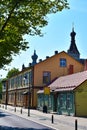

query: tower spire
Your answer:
[31,50,38,66]
[67,27,80,60]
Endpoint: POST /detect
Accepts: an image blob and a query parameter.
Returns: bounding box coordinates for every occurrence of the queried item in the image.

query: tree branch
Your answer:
[0,2,18,33]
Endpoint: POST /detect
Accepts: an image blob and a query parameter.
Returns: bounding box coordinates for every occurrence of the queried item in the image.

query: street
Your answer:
[0,110,54,130]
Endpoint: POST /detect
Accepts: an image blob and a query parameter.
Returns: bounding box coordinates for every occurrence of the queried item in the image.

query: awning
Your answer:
[22,91,31,95]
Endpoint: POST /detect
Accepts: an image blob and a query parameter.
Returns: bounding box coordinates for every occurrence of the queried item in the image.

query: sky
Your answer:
[0,0,87,78]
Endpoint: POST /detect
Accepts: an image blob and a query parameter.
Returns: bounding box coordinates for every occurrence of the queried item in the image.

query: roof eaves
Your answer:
[73,79,87,91]
[55,86,76,92]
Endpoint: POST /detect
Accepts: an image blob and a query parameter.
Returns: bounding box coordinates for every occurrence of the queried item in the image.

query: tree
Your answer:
[6,68,19,78]
[0,0,69,69]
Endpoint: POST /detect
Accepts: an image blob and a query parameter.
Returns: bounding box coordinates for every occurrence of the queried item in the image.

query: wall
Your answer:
[75,80,87,116]
[34,52,84,87]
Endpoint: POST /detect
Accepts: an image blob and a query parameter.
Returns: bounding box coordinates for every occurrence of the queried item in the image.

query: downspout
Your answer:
[32,66,34,108]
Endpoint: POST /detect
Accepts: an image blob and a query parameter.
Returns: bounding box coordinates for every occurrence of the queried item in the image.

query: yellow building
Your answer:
[75,80,87,116]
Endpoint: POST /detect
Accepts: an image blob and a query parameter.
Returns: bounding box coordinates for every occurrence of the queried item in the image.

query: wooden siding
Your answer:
[34,52,84,87]
[75,80,87,116]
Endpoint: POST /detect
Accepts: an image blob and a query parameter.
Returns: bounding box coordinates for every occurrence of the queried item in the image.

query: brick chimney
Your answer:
[68,64,74,74]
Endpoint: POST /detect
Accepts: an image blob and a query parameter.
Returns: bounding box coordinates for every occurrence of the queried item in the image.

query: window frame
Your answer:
[43,71,51,84]
[60,58,67,67]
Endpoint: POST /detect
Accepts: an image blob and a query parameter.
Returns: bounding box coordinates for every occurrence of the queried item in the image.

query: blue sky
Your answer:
[0,0,87,78]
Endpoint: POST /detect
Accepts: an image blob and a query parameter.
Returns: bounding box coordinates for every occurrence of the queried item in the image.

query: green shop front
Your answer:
[37,89,75,115]
[57,90,75,116]
[37,90,57,113]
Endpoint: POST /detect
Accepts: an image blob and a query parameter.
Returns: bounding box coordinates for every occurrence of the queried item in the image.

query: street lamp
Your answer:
[5,80,8,109]
[24,74,30,116]
[20,91,23,114]
[28,80,30,116]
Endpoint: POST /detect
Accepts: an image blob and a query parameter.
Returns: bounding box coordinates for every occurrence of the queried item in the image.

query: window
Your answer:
[66,93,72,109]
[59,94,66,108]
[29,71,33,84]
[3,82,6,90]
[60,58,67,67]
[11,78,14,88]
[48,95,52,107]
[43,71,51,84]
[23,73,29,85]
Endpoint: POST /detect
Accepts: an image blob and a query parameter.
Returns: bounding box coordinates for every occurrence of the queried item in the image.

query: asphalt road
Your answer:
[0,110,54,130]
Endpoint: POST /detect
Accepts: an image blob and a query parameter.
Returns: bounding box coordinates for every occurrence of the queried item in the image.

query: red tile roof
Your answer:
[49,71,87,91]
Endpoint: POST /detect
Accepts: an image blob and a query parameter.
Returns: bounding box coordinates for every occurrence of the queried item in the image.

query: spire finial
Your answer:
[72,22,74,31]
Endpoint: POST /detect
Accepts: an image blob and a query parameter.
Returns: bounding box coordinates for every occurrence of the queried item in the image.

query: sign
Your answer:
[44,87,50,95]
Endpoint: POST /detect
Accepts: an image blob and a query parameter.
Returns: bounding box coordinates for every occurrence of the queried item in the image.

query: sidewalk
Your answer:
[0,104,87,130]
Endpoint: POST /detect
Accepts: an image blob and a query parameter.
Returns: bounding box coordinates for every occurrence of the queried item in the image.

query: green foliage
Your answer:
[0,0,69,68]
[6,68,19,78]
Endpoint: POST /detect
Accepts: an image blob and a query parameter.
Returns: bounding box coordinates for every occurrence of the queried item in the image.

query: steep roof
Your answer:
[67,28,80,60]
[35,51,83,68]
[49,71,87,91]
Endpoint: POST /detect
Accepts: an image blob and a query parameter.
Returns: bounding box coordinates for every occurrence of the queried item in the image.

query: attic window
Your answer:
[60,58,67,67]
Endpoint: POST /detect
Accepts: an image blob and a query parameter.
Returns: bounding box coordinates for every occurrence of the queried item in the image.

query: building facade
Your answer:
[2,28,86,110]
[2,50,84,108]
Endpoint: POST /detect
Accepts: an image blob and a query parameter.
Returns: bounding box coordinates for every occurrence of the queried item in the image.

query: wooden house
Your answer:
[37,71,87,117]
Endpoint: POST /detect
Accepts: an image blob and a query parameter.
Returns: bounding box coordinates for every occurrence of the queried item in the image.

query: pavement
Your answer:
[0,104,87,130]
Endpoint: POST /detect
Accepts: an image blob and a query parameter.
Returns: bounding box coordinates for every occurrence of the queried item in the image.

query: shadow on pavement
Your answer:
[0,125,53,130]
[0,111,10,118]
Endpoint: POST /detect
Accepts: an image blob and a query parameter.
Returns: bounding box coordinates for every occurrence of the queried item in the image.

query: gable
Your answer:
[33,51,84,87]
[75,80,87,92]
[34,51,83,69]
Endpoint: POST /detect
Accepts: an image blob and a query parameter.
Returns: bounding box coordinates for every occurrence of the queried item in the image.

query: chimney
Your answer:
[22,64,25,70]
[55,51,58,55]
[39,59,42,62]
[29,63,32,67]
[68,64,74,74]
[46,56,49,59]
[84,59,87,70]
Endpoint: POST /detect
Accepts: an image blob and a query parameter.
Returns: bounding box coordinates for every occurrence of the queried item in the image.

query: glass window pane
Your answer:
[43,72,51,84]
[60,58,67,67]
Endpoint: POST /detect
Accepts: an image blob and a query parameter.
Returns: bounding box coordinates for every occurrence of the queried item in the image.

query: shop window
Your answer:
[43,71,51,84]
[60,58,67,67]
[38,95,44,108]
[48,95,52,107]
[59,94,66,109]
[66,93,72,109]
